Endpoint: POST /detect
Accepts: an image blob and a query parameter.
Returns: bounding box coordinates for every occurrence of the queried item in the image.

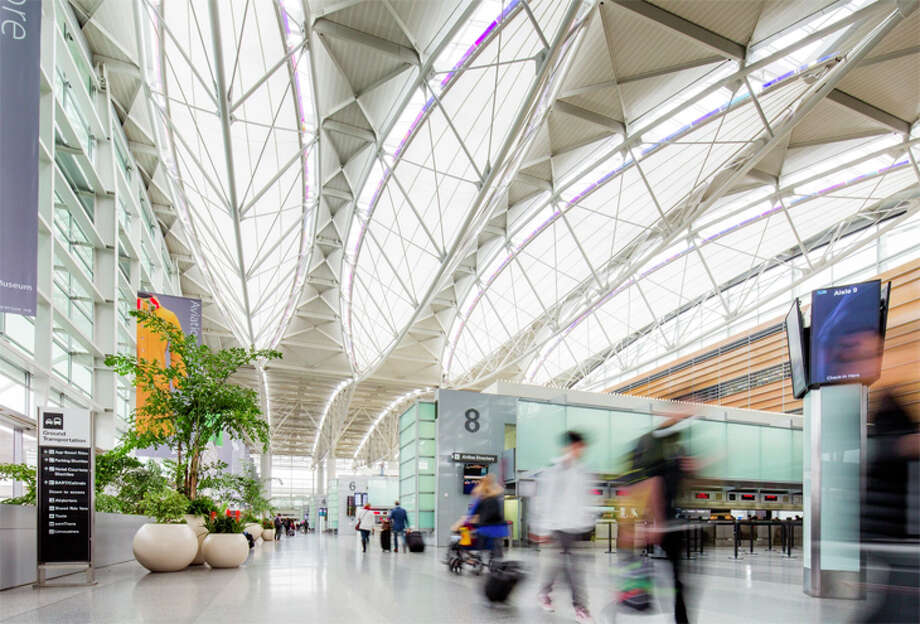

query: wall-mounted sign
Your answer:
[36,408,94,583]
[450,452,498,463]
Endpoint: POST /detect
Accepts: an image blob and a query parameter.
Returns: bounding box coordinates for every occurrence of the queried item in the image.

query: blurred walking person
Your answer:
[857,390,919,623]
[356,503,374,553]
[533,431,596,624]
[457,474,508,564]
[389,500,409,552]
[619,415,694,623]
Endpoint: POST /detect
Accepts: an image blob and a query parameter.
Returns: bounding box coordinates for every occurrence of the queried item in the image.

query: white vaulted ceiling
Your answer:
[71,0,920,465]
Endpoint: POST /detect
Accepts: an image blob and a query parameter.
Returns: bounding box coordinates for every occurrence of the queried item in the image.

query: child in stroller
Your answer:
[446,525,486,575]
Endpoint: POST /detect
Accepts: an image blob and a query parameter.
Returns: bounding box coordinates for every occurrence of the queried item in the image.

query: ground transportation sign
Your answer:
[37,408,93,567]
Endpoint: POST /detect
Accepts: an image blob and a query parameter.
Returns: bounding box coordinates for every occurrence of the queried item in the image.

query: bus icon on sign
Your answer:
[43,413,64,430]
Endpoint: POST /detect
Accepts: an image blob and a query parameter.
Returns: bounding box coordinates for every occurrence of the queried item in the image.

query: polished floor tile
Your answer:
[0,534,865,623]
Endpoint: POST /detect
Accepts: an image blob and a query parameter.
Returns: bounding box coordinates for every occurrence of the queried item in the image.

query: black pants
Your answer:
[662,530,689,623]
[274,528,281,540]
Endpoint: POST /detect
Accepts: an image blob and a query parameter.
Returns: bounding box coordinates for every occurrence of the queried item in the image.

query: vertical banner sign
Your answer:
[37,408,93,565]
[135,292,201,438]
[0,0,41,316]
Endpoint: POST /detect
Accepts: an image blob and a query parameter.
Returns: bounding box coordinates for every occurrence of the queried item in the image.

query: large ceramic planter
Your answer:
[202,533,249,568]
[243,523,262,542]
[262,528,275,541]
[184,515,209,565]
[133,523,198,572]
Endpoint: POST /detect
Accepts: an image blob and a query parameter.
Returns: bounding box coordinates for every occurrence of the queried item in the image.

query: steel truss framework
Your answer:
[140,0,319,350]
[102,0,920,468]
[442,0,920,396]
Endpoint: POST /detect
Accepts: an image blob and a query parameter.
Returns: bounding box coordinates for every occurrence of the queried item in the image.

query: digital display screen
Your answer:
[784,300,809,399]
[591,489,604,496]
[462,463,488,495]
[764,495,778,501]
[810,280,882,385]
[615,489,628,496]
[741,494,756,501]
[695,493,710,499]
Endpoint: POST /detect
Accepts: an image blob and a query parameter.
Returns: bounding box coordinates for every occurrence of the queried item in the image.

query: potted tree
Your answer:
[132,488,197,572]
[104,308,279,502]
[202,514,249,568]
[261,518,275,542]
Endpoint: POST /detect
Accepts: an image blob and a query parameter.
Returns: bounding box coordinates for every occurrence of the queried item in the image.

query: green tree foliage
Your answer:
[201,461,270,516]
[141,488,189,524]
[0,463,36,505]
[104,308,280,500]
[186,495,218,517]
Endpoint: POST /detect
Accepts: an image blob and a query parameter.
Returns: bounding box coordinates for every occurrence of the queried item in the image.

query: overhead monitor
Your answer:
[810,280,883,386]
[784,299,809,399]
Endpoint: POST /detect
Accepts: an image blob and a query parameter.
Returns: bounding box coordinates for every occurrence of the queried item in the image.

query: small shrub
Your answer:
[141,489,189,524]
[261,518,274,530]
[205,515,244,534]
[186,495,218,517]
[0,463,36,505]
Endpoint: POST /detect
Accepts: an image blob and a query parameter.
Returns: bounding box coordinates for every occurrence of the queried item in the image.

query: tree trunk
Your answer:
[188,451,200,500]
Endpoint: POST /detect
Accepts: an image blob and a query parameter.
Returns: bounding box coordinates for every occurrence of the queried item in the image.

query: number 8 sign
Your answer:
[464,408,480,433]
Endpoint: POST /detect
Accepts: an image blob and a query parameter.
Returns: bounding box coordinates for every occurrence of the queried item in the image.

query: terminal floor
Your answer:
[1,534,865,623]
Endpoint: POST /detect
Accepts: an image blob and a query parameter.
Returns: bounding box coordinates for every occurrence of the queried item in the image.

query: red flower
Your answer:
[235,510,241,520]
[225,508,231,517]
[210,511,217,519]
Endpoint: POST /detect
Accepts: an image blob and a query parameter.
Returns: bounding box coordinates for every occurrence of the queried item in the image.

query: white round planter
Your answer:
[133,523,198,573]
[243,523,262,542]
[184,515,209,565]
[262,528,275,541]
[203,533,249,568]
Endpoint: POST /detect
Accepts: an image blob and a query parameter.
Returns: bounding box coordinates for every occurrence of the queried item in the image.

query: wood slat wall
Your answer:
[610,257,920,419]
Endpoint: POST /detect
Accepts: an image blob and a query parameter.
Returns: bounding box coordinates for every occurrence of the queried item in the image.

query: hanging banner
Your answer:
[135,292,201,438]
[0,0,42,316]
[37,408,93,565]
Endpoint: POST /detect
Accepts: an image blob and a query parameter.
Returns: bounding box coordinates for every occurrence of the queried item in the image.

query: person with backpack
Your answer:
[532,430,595,624]
[619,415,695,623]
[356,503,374,553]
[389,501,410,552]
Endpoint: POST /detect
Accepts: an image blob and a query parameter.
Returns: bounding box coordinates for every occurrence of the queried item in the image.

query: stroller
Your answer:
[446,526,485,575]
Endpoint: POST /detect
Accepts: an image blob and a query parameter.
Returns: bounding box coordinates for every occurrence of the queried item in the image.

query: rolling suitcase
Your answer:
[406,531,425,553]
[380,529,392,551]
[484,561,524,603]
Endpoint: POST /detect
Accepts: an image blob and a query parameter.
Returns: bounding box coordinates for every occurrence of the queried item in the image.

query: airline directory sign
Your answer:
[37,408,93,564]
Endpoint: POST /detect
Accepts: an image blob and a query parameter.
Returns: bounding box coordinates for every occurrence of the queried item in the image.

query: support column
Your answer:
[260,452,272,501]
[803,384,867,599]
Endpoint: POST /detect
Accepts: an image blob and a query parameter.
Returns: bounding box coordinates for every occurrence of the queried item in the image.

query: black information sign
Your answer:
[37,408,93,569]
[450,452,498,463]
[38,446,91,563]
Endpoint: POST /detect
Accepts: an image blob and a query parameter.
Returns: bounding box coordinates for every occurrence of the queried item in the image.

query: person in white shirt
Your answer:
[532,430,595,624]
[356,504,374,553]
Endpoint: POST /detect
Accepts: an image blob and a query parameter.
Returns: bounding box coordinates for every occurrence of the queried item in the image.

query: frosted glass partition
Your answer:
[566,406,611,473]
[368,477,398,507]
[516,399,802,483]
[517,401,565,471]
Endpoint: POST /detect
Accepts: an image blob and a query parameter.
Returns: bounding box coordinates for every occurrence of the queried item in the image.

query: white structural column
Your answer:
[260,452,273,501]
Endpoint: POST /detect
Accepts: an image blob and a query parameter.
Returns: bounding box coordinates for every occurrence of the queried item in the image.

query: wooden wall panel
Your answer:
[611,257,920,420]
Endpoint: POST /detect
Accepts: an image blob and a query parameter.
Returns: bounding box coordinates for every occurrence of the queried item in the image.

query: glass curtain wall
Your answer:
[516,400,803,482]
[0,0,181,450]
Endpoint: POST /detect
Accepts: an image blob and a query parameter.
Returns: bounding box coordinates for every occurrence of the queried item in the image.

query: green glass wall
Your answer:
[398,401,436,530]
[516,400,802,482]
